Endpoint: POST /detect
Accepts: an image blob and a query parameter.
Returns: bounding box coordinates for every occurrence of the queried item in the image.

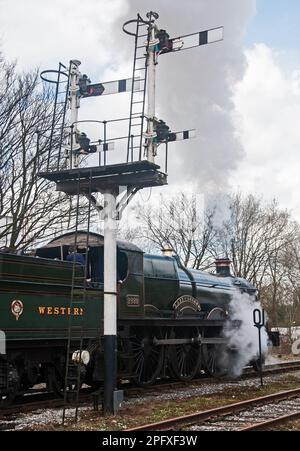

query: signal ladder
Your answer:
[62,174,93,424]
[126,14,151,162]
[42,62,71,172]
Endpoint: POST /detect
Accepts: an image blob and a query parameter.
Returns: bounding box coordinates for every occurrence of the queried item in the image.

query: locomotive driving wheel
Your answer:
[168,327,201,381]
[202,308,228,377]
[130,327,164,387]
[202,343,227,377]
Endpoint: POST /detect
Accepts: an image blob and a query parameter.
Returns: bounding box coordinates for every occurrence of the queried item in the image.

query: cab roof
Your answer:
[41,231,142,253]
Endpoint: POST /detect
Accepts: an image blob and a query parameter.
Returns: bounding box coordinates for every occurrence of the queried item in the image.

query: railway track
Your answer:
[126,388,300,431]
[0,389,94,417]
[1,360,300,420]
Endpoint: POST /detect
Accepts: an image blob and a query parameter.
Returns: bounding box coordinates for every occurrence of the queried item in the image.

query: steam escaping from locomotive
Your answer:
[221,292,269,377]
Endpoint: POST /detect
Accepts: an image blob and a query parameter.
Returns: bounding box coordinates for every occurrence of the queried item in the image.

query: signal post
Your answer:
[103,189,118,415]
[145,11,159,163]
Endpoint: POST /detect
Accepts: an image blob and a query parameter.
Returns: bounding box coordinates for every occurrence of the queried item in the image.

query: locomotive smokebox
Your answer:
[215,258,232,277]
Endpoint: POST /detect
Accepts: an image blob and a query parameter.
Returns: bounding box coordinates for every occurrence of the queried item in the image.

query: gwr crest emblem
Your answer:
[11,300,24,321]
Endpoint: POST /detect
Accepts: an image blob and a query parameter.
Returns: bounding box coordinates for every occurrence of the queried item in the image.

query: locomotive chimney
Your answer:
[162,247,173,257]
[215,258,232,277]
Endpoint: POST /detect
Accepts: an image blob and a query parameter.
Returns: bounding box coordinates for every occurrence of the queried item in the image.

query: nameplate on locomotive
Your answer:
[126,295,140,307]
[173,295,201,312]
[37,306,84,316]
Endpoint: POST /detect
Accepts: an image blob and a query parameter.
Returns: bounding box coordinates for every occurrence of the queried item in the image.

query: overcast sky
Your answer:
[0,0,300,220]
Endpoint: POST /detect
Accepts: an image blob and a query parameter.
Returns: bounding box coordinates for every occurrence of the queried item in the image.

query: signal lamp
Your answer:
[75,132,97,154]
[155,120,170,142]
[156,29,173,53]
[82,83,105,98]
[78,74,91,96]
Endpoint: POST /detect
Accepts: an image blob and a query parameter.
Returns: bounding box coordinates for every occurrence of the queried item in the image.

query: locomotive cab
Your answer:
[36,231,145,318]
[36,232,129,287]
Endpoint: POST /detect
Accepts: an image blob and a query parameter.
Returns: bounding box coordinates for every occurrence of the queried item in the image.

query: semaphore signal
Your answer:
[123,12,223,164]
[79,76,140,98]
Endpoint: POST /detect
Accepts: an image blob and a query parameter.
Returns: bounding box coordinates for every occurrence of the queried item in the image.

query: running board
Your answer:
[153,337,228,346]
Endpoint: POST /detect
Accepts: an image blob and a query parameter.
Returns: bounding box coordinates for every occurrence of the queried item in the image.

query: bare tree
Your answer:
[273,230,300,330]
[0,54,90,251]
[121,192,217,269]
[214,194,295,288]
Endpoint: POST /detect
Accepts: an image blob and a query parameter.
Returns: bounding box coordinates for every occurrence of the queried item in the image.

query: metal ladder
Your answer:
[126,15,151,162]
[62,174,93,424]
[45,62,70,172]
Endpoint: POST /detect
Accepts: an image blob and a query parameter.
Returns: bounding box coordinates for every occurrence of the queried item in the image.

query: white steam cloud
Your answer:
[222,292,269,377]
[119,0,256,191]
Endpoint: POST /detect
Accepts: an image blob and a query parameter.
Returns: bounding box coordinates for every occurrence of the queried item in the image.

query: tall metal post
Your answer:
[145,12,159,163]
[253,308,265,387]
[68,60,81,168]
[103,190,118,415]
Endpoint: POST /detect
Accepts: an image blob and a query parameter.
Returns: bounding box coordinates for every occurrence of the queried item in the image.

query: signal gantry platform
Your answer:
[39,160,167,195]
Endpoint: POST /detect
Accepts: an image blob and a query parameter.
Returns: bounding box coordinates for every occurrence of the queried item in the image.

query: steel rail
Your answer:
[0,389,95,418]
[240,411,300,431]
[125,387,300,431]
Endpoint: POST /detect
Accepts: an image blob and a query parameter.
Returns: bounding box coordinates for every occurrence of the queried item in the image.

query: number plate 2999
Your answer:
[126,295,140,307]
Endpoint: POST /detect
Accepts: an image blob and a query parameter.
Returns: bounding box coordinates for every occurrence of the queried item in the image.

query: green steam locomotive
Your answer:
[0,231,263,403]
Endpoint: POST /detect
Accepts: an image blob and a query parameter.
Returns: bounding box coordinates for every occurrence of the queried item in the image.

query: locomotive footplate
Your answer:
[119,318,240,328]
[153,337,228,346]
